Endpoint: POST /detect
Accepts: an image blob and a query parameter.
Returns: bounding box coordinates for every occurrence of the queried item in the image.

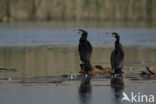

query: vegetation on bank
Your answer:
[0,0,156,22]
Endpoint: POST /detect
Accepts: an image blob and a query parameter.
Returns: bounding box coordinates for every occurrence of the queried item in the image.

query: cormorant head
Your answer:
[75,29,88,39]
[107,32,120,40]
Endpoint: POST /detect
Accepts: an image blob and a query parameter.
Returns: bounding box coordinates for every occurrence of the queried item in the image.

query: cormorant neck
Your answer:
[115,39,122,51]
[80,34,88,40]
[116,37,120,42]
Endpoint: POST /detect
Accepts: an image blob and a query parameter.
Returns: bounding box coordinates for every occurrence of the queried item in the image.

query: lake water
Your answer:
[0,21,156,104]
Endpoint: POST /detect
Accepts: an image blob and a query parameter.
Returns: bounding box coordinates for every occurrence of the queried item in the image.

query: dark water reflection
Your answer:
[79,77,92,104]
[111,77,124,104]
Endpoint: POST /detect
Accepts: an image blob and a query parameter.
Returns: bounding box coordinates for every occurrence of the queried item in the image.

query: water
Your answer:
[0,21,156,104]
[0,21,156,47]
[0,78,155,104]
[0,29,156,47]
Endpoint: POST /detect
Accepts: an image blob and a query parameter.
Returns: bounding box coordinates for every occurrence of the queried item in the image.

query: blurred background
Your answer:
[0,0,156,22]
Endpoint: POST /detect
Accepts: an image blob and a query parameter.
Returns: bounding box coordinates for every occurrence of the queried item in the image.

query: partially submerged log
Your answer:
[79,64,112,75]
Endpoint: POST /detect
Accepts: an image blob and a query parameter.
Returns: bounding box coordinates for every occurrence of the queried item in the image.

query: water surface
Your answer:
[0,29,156,47]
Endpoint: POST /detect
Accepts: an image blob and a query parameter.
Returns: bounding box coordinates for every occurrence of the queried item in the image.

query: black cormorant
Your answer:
[75,29,92,72]
[108,32,124,75]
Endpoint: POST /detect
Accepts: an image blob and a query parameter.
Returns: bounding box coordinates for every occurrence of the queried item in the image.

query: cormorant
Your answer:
[108,32,124,75]
[75,29,92,72]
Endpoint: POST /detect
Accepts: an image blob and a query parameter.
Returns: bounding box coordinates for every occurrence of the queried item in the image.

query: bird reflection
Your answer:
[111,77,124,103]
[79,77,92,104]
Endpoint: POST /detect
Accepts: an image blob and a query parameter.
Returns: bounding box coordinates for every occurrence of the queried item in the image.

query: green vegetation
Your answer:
[0,0,156,22]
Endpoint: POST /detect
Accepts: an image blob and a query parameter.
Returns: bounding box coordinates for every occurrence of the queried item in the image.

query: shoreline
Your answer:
[0,45,156,49]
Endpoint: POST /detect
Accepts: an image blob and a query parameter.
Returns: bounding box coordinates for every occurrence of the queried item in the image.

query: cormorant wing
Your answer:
[111,49,124,70]
[78,40,92,62]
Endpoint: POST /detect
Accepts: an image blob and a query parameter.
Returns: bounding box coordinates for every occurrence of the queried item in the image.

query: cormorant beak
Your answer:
[106,32,115,37]
[73,30,82,35]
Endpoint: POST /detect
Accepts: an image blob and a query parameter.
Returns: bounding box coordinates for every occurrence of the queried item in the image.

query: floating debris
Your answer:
[8,78,12,80]
[140,66,156,77]
[70,75,74,80]
[128,67,136,71]
[146,66,156,74]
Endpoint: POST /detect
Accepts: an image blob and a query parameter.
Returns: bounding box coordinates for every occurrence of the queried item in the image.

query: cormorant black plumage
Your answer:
[76,29,92,71]
[110,32,124,75]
